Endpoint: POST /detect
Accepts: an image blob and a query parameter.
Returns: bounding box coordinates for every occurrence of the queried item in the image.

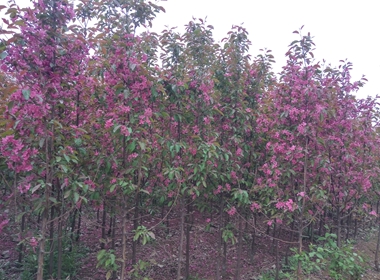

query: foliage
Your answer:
[96,249,118,280]
[20,238,89,280]
[0,0,379,279]
[128,260,152,280]
[287,233,366,279]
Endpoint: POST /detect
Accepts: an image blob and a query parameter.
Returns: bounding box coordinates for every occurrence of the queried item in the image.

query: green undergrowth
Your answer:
[260,232,366,280]
[21,237,89,280]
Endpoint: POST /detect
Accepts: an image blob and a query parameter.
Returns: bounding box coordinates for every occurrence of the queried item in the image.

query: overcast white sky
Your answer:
[151,0,379,99]
[4,0,379,99]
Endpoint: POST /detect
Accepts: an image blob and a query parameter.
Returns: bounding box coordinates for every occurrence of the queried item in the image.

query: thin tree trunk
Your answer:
[76,204,82,242]
[101,200,107,249]
[57,190,62,280]
[132,157,143,266]
[18,205,26,263]
[336,208,341,248]
[271,223,277,254]
[297,218,303,280]
[222,236,227,277]
[37,207,49,280]
[69,209,77,251]
[177,197,185,280]
[48,205,55,277]
[250,214,256,263]
[37,129,52,280]
[346,214,351,240]
[108,214,113,236]
[121,195,127,280]
[216,197,224,280]
[275,237,279,280]
[185,199,192,279]
[318,213,323,237]
[235,211,243,280]
[375,222,380,271]
[132,193,139,265]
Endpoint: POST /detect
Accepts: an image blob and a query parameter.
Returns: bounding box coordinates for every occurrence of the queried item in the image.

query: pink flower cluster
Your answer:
[0,135,37,173]
[227,206,237,216]
[250,202,261,212]
[276,199,296,212]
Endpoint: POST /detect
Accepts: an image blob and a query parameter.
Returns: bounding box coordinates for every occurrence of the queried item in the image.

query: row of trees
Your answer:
[1,0,379,279]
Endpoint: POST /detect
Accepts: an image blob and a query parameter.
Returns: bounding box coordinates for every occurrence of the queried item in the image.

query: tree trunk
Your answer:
[48,205,55,277]
[121,195,127,280]
[216,197,224,280]
[101,201,107,249]
[235,211,243,280]
[37,133,52,280]
[57,185,63,280]
[132,193,139,265]
[375,222,380,271]
[185,199,192,279]
[69,208,77,251]
[297,217,303,280]
[75,204,82,242]
[18,205,26,264]
[336,208,341,248]
[275,238,279,280]
[250,214,256,263]
[177,197,185,280]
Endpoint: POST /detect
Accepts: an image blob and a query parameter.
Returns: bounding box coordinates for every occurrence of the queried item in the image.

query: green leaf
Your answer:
[22,89,30,100]
[0,51,7,60]
[128,141,136,152]
[15,212,26,223]
[64,190,71,199]
[74,138,82,146]
[139,141,146,151]
[63,154,70,163]
[74,192,80,203]
[31,184,41,194]
[113,124,121,133]
[61,165,68,173]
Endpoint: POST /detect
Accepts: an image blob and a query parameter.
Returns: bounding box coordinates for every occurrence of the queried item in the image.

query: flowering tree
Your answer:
[1,1,379,279]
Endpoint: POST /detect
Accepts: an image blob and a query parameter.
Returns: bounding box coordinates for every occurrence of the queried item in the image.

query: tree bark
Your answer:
[235,211,243,280]
[375,221,380,271]
[177,197,185,280]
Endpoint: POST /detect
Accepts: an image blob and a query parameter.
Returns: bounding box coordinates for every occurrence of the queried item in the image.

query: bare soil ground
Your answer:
[1,209,380,280]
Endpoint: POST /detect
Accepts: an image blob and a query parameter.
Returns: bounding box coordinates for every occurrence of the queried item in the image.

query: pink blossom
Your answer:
[105,119,113,129]
[236,147,243,157]
[30,237,38,252]
[193,126,199,134]
[297,192,305,197]
[213,185,223,195]
[120,125,130,136]
[297,122,306,134]
[0,216,9,233]
[127,153,138,162]
[18,183,31,194]
[285,199,296,212]
[250,202,261,212]
[369,211,377,217]
[227,206,236,216]
[276,201,285,209]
